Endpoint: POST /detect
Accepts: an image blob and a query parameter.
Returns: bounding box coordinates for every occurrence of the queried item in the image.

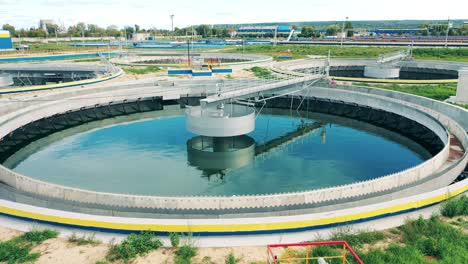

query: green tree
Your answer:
[326,25,340,36]
[196,24,212,38]
[2,24,15,36]
[299,26,316,38]
[135,24,140,33]
[221,28,230,38]
[45,23,59,36]
[345,21,353,37]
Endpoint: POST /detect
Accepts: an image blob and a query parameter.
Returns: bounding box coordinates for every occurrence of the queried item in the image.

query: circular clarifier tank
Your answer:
[3,107,432,197]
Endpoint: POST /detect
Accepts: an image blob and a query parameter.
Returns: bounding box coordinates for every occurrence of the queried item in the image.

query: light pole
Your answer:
[340,17,348,47]
[170,14,174,38]
[445,17,451,48]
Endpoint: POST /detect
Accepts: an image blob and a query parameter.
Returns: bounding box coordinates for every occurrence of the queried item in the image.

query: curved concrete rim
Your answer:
[112,53,273,67]
[0,84,465,212]
[0,73,466,243]
[273,58,467,84]
[0,68,123,95]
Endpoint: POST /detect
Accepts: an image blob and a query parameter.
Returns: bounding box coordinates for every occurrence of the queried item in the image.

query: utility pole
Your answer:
[54,28,58,46]
[340,17,348,47]
[187,40,191,67]
[445,17,451,48]
[170,14,174,39]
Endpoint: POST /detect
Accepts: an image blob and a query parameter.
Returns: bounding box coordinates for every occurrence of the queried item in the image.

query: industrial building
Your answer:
[236,25,294,37]
[0,30,13,50]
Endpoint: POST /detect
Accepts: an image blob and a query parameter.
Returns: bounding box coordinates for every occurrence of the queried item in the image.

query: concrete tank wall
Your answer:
[0,73,13,87]
[0,85,460,211]
[455,69,468,103]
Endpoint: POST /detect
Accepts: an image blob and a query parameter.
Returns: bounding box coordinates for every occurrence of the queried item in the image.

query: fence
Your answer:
[267,241,364,264]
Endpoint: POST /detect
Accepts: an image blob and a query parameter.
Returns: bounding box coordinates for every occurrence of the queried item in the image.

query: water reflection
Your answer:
[187,121,326,179]
[4,107,432,196]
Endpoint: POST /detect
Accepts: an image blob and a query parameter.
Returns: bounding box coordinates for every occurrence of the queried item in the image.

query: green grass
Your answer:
[357,83,457,101]
[440,195,468,217]
[229,45,468,62]
[355,215,468,264]
[68,233,101,246]
[449,102,468,110]
[169,232,181,247]
[0,228,58,264]
[122,66,160,75]
[106,232,163,263]
[412,48,468,62]
[331,229,386,248]
[248,66,273,79]
[21,228,59,243]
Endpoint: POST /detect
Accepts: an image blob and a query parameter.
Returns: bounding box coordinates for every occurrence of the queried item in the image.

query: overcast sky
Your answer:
[1,0,467,29]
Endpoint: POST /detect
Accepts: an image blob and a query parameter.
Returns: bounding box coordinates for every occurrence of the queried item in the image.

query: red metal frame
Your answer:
[267,241,364,264]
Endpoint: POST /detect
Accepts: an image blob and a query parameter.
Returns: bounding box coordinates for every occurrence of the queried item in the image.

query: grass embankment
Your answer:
[0,42,121,56]
[276,195,468,264]
[248,66,274,79]
[122,66,160,75]
[357,82,457,101]
[0,228,58,263]
[230,44,468,62]
[355,82,468,109]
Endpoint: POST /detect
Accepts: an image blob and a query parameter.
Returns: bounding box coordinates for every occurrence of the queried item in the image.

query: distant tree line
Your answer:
[3,20,466,39]
[1,23,171,38]
[419,23,468,36]
[1,22,235,39]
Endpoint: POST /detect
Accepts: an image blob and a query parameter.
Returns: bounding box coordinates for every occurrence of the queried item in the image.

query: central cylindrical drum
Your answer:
[186,104,255,137]
[364,65,400,79]
[0,73,14,88]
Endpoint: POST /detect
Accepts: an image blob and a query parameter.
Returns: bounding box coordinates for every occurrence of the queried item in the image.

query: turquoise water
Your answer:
[9,111,429,196]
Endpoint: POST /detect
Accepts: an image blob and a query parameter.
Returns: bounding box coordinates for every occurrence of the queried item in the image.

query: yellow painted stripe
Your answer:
[116,63,187,67]
[0,33,10,38]
[333,76,458,84]
[221,58,273,66]
[0,71,121,94]
[0,184,465,233]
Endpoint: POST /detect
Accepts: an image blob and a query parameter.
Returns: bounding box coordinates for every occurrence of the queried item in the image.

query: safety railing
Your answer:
[267,241,364,264]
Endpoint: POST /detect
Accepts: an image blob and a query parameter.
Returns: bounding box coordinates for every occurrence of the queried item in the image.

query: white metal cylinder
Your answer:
[186,104,255,137]
[364,66,400,79]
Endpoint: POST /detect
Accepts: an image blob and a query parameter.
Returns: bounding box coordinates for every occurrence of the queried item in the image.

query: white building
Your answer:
[132,33,150,41]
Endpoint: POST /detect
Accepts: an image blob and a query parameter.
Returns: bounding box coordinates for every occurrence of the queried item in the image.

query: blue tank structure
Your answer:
[168,66,232,77]
[0,30,13,50]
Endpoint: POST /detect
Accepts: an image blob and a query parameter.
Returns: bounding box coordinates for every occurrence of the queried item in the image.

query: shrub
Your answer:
[0,239,39,264]
[169,232,181,247]
[331,229,386,248]
[68,233,101,246]
[441,195,468,218]
[0,228,58,264]
[417,237,441,259]
[248,67,273,79]
[21,228,59,243]
[107,232,163,263]
[226,253,237,264]
[175,245,197,264]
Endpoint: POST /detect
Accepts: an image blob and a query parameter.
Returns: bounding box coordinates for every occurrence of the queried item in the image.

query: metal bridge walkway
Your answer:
[200,71,325,107]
